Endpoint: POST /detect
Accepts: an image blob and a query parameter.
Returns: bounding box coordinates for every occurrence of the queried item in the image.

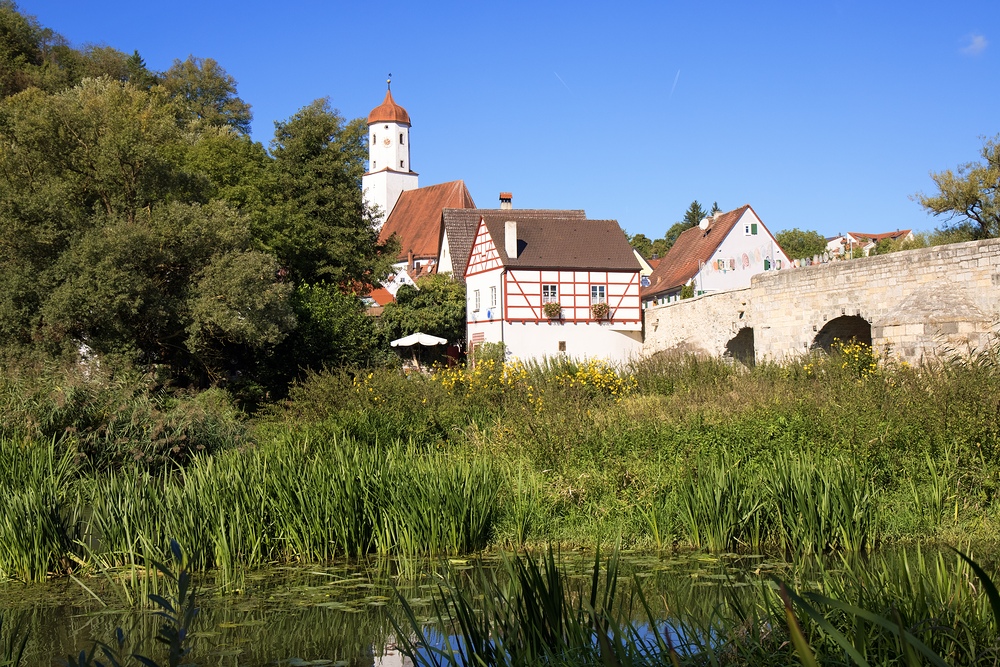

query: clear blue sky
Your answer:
[22,0,998,240]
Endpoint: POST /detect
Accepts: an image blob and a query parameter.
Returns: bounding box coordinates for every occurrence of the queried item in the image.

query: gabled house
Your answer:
[827,230,915,257]
[641,205,789,308]
[439,203,586,281]
[465,213,643,364]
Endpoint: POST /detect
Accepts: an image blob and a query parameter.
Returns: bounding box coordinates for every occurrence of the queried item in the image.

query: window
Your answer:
[400,160,404,168]
[489,286,497,307]
[751,223,758,235]
[373,134,376,144]
[764,258,771,270]
[558,341,566,352]
[542,284,558,303]
[473,290,480,312]
[399,133,404,144]
[372,161,376,169]
[590,285,606,304]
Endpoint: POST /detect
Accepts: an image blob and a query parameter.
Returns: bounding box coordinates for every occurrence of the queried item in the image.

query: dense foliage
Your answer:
[0,3,397,397]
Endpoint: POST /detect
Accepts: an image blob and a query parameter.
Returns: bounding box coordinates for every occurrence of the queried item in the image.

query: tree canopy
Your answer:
[775,228,827,260]
[916,135,1000,239]
[0,2,396,396]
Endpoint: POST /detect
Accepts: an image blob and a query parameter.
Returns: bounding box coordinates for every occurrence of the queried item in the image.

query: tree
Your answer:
[915,135,1000,239]
[628,233,653,258]
[159,56,252,134]
[264,98,397,287]
[682,200,709,227]
[379,274,466,345]
[775,228,827,260]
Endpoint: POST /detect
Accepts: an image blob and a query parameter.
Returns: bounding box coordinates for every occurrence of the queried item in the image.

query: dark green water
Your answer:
[0,548,978,666]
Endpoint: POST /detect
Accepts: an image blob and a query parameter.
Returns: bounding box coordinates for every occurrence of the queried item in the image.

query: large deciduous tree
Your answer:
[380,274,466,346]
[775,228,827,260]
[159,56,252,134]
[916,135,1000,239]
[264,98,397,287]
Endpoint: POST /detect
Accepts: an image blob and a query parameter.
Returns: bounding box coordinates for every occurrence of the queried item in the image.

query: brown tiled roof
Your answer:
[641,205,750,298]
[378,181,476,261]
[367,88,410,125]
[444,209,586,280]
[369,287,394,306]
[480,214,638,270]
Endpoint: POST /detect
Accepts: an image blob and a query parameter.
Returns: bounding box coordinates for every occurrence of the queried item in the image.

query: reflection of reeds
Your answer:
[396,548,1000,666]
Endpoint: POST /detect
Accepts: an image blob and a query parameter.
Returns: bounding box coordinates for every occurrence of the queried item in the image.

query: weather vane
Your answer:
[387,73,392,89]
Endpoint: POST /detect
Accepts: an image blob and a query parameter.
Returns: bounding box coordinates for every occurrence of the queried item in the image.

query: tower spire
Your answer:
[387,73,391,90]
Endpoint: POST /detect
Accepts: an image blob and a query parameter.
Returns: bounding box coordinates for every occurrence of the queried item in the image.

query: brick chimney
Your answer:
[505,220,518,258]
[407,249,414,273]
[499,192,512,210]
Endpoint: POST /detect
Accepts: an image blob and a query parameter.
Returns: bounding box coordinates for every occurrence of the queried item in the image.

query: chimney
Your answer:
[499,192,513,210]
[505,220,518,258]
[407,249,414,273]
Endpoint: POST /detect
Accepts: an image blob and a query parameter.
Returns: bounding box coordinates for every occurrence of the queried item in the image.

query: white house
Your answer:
[827,230,915,257]
[641,205,790,308]
[465,213,643,365]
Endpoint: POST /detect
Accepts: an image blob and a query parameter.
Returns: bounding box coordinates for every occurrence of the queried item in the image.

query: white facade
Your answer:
[362,98,418,226]
[694,209,790,294]
[465,219,642,365]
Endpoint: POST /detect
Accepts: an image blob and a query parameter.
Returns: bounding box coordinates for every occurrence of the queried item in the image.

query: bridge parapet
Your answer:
[643,238,1000,363]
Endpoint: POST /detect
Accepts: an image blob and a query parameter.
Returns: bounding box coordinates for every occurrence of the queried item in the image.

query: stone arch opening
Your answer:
[812,315,872,353]
[725,327,755,367]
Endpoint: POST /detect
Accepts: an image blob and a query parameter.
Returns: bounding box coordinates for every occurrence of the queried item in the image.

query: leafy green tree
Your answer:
[159,56,252,134]
[776,228,827,260]
[916,135,1000,239]
[0,1,76,96]
[380,274,466,345]
[264,98,397,286]
[628,233,652,258]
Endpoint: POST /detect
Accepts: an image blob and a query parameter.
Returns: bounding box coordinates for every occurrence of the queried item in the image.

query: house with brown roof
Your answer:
[641,205,789,308]
[465,213,643,364]
[439,203,586,281]
[826,230,915,258]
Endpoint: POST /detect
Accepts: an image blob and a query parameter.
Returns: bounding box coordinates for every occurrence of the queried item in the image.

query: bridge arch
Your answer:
[725,327,755,366]
[812,315,872,353]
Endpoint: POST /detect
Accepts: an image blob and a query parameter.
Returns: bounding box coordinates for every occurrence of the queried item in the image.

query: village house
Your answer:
[826,230,915,257]
[465,213,643,364]
[641,204,789,308]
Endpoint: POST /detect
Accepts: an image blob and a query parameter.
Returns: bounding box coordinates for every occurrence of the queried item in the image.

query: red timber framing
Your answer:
[503,269,641,323]
[465,220,501,276]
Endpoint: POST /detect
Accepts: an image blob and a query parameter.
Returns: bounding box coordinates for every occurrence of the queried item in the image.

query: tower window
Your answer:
[400,160,404,168]
[384,125,388,129]
[399,133,404,144]
[373,134,376,143]
[372,161,376,169]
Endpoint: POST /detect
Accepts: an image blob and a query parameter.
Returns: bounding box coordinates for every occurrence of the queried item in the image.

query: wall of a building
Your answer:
[697,210,790,293]
[643,239,1000,363]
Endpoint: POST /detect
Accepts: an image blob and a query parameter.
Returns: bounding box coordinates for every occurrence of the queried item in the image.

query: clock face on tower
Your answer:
[383,138,391,146]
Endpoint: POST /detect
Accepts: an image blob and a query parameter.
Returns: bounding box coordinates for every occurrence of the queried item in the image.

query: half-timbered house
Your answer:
[465,213,643,364]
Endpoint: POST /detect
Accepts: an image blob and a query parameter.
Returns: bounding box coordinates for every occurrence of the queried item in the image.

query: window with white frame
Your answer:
[542,284,558,303]
[473,289,480,312]
[590,285,606,304]
[489,286,497,307]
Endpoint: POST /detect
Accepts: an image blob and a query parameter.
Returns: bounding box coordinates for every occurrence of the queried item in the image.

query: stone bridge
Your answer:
[643,238,1000,364]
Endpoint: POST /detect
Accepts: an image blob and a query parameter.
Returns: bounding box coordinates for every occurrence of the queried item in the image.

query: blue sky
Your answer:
[23,0,998,240]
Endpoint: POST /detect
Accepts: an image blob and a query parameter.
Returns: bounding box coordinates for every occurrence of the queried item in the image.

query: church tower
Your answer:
[362,78,419,228]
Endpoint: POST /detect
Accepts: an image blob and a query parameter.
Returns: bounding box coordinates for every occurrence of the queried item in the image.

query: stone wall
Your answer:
[643,239,1000,363]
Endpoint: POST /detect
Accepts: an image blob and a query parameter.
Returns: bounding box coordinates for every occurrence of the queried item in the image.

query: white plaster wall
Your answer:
[696,210,790,293]
[362,169,419,225]
[502,322,642,366]
[369,122,410,173]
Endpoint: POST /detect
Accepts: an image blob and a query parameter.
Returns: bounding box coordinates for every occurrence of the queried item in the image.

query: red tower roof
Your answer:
[367,88,411,125]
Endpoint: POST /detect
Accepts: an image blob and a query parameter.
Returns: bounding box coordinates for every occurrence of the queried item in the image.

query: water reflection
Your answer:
[0,548,980,666]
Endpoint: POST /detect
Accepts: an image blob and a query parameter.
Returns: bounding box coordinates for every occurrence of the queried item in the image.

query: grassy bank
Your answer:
[2,343,1000,580]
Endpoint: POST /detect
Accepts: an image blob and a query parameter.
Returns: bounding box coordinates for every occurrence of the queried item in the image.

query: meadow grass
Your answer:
[2,343,1000,580]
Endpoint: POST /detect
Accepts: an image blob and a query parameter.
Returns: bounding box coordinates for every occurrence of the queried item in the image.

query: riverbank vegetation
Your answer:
[1,341,999,582]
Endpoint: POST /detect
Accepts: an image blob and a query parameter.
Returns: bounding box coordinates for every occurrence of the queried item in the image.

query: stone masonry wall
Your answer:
[643,239,1000,363]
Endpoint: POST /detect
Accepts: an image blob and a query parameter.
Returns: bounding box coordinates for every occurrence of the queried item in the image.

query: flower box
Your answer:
[591,302,609,320]
[543,302,562,319]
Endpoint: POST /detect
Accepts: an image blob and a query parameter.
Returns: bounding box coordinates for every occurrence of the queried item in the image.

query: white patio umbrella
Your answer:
[390,332,447,347]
